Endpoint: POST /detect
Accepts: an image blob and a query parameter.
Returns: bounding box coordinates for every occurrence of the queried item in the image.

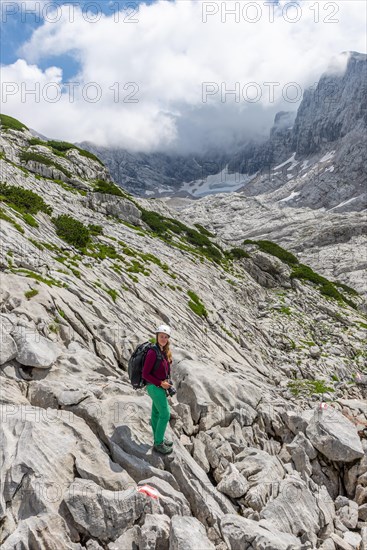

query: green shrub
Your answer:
[89,243,121,260]
[140,208,166,234]
[88,223,103,236]
[334,281,359,296]
[20,152,72,178]
[226,247,250,260]
[24,289,39,299]
[52,178,86,196]
[28,137,47,146]
[53,214,91,249]
[194,223,216,237]
[187,290,208,318]
[0,183,52,215]
[48,141,104,165]
[243,239,299,266]
[0,114,27,131]
[290,264,357,309]
[140,207,222,263]
[93,180,125,196]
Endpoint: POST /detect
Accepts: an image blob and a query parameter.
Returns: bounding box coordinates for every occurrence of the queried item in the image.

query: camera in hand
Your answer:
[166,379,177,397]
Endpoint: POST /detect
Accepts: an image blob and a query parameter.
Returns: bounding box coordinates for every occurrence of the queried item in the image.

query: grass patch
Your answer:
[24,288,39,299]
[12,268,65,287]
[0,208,25,234]
[287,378,335,397]
[127,259,150,276]
[105,288,119,302]
[52,178,87,196]
[0,183,52,215]
[140,207,223,263]
[22,213,39,227]
[52,214,91,249]
[0,114,27,131]
[187,290,208,318]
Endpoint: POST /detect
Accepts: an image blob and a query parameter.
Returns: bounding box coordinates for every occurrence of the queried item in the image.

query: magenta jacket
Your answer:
[142,348,171,387]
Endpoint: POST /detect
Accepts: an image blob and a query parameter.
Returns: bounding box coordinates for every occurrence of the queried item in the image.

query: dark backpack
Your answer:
[128,342,162,390]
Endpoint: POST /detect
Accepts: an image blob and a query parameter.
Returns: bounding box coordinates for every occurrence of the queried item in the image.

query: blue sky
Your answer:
[1,1,158,79]
[1,0,365,152]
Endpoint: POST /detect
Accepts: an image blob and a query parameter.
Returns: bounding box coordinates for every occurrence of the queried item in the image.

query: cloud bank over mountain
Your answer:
[1,0,366,153]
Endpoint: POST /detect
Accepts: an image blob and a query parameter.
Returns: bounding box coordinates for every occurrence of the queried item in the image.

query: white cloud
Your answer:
[1,0,366,153]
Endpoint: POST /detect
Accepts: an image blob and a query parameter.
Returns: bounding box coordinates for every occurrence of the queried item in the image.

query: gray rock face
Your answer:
[306,407,365,462]
[0,331,17,365]
[169,515,216,550]
[220,514,303,550]
[13,331,62,368]
[64,479,159,542]
[292,52,366,156]
[84,192,142,224]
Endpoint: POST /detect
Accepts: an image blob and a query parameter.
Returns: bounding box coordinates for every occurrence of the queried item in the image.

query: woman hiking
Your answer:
[142,324,174,455]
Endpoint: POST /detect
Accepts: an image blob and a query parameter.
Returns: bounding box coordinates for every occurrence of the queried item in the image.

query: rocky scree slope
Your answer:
[164,189,367,303]
[1,117,367,549]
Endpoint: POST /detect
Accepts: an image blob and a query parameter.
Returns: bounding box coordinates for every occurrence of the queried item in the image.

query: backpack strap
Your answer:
[151,344,163,375]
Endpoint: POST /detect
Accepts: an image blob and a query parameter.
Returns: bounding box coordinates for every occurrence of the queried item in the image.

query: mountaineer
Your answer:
[142,325,175,455]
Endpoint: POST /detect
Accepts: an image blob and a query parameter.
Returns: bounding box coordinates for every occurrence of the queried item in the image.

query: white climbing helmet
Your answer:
[155,324,171,337]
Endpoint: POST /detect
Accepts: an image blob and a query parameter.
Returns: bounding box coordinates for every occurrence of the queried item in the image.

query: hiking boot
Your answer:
[153,442,173,455]
[163,437,173,447]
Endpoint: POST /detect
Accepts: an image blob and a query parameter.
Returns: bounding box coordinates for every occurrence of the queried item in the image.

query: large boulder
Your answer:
[220,514,302,550]
[63,479,160,542]
[13,331,62,368]
[306,407,364,462]
[169,515,215,550]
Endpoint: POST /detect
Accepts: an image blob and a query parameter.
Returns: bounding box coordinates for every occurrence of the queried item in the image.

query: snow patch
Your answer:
[278,191,300,203]
[274,152,298,171]
[320,151,336,163]
[329,196,358,210]
[180,165,252,197]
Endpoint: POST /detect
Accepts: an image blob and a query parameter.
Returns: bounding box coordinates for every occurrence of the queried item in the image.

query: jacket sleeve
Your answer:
[142,349,162,387]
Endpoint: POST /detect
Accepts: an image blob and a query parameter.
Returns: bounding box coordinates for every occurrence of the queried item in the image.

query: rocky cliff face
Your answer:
[1,120,367,549]
[230,51,367,212]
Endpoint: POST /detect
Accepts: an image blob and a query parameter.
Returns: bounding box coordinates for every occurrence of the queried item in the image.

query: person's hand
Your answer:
[160,380,171,389]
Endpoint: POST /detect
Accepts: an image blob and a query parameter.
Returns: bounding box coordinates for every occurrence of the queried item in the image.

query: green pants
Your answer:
[146,383,170,445]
